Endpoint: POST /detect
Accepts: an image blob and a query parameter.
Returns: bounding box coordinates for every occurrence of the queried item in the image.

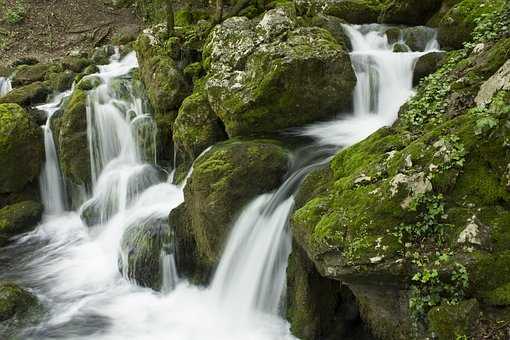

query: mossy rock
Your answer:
[52,89,91,189]
[61,56,91,73]
[76,76,102,91]
[381,0,442,25]
[0,82,51,106]
[179,139,289,280]
[11,63,61,87]
[427,299,479,339]
[0,283,41,338]
[204,8,356,137]
[437,0,507,49]
[0,104,44,194]
[119,217,173,290]
[46,70,75,92]
[173,88,227,182]
[134,28,191,116]
[0,201,43,246]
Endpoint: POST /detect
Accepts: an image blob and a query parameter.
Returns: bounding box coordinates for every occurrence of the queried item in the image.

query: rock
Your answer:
[178,140,289,281]
[0,283,41,337]
[350,284,412,340]
[475,59,510,106]
[385,27,401,45]
[52,89,91,189]
[0,104,44,194]
[46,70,75,92]
[62,56,91,73]
[112,24,141,45]
[320,0,380,24]
[119,217,173,290]
[0,82,51,106]
[91,45,116,65]
[135,27,190,116]
[11,63,61,87]
[204,8,356,137]
[76,75,102,91]
[437,0,506,49]
[307,14,352,49]
[173,87,227,181]
[0,201,43,246]
[381,0,442,26]
[413,51,446,86]
[393,43,410,53]
[401,26,438,51]
[427,299,479,340]
[286,243,373,340]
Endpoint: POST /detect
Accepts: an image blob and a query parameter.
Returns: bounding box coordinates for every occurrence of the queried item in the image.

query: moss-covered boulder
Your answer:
[119,217,173,290]
[173,87,227,181]
[297,0,441,25]
[11,63,62,87]
[0,104,44,194]
[135,27,190,117]
[0,283,41,338]
[76,76,102,91]
[204,7,356,137]
[46,70,76,92]
[0,82,51,106]
[0,201,43,246]
[177,140,289,282]
[437,0,507,49]
[52,89,91,190]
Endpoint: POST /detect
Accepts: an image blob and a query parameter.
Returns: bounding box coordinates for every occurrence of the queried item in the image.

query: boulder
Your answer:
[52,89,91,190]
[0,104,44,194]
[0,201,43,246]
[173,86,227,182]
[76,76,102,91]
[413,51,446,85]
[0,283,41,338]
[0,82,51,106]
[11,63,61,87]
[119,217,173,290]
[46,71,75,92]
[178,140,289,281]
[204,8,356,137]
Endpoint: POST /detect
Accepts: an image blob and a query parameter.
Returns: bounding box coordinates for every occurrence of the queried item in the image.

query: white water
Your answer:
[2,24,439,340]
[303,24,439,146]
[0,76,12,96]
[38,91,72,214]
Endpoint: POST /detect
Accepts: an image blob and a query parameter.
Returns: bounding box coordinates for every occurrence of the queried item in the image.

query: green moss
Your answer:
[181,140,289,277]
[12,63,61,86]
[0,104,43,194]
[0,201,43,238]
[0,282,42,338]
[0,81,51,106]
[53,89,91,188]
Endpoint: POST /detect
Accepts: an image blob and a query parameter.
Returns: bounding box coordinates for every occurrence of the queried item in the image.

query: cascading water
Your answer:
[38,91,72,214]
[0,76,12,96]
[0,24,439,340]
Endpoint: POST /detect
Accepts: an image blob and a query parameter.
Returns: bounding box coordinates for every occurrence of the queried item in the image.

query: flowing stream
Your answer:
[0,25,439,339]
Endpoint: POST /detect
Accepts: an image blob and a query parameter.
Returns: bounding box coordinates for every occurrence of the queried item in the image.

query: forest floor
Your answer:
[0,0,141,65]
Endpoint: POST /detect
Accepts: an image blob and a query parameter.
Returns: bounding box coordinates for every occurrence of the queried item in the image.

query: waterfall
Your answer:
[0,76,12,96]
[303,24,439,146]
[37,91,72,214]
[2,24,439,340]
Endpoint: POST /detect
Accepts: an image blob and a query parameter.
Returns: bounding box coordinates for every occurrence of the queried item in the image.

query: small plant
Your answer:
[409,254,469,324]
[4,0,26,25]
[394,193,447,246]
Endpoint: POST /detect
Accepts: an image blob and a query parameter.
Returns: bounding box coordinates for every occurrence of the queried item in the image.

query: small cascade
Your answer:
[0,76,12,96]
[303,24,440,146]
[37,91,72,214]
